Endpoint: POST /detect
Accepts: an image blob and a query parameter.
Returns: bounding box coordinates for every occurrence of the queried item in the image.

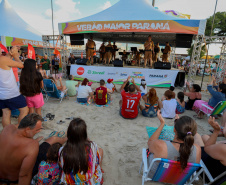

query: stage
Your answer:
[70,64,184,87]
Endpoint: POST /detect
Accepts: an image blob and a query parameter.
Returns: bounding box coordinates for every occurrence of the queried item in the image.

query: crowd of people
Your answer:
[0,46,226,184]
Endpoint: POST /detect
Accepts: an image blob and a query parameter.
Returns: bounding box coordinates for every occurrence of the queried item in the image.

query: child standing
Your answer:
[140,79,147,96]
[176,92,185,114]
[20,59,44,116]
[36,143,62,185]
[106,78,117,92]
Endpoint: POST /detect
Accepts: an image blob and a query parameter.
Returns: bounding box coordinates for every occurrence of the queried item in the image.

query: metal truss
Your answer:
[215,42,226,83]
[170,46,176,64]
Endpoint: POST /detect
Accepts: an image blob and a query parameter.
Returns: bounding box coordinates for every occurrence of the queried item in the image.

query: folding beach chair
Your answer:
[139,148,202,185]
[200,101,226,117]
[43,79,68,103]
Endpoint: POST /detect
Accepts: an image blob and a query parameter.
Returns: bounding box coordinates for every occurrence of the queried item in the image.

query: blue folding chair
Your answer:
[43,79,68,103]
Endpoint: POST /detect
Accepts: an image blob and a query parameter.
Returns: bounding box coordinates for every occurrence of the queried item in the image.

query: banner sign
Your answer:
[5,36,43,47]
[61,20,199,35]
[53,49,62,68]
[27,43,35,59]
[70,65,179,87]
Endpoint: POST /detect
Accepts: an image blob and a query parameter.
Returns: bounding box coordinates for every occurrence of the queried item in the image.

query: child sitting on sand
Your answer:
[36,143,62,185]
[106,78,117,92]
[176,92,185,114]
[161,90,177,118]
[140,79,147,96]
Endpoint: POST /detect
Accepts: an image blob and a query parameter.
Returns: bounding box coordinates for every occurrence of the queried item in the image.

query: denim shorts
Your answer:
[77,98,88,103]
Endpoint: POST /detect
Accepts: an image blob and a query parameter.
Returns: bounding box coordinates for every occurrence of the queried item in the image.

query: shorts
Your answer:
[142,109,157,118]
[119,107,138,119]
[144,51,152,60]
[141,93,146,96]
[77,98,88,103]
[87,49,94,58]
[26,93,44,108]
[55,65,59,70]
[105,52,112,60]
[32,142,50,177]
[0,95,27,110]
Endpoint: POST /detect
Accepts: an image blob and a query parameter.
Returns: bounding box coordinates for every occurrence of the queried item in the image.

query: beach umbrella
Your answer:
[201,56,213,59]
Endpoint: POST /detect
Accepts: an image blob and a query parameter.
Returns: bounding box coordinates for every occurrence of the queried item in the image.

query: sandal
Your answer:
[58,131,65,137]
[57,120,65,124]
[49,131,57,137]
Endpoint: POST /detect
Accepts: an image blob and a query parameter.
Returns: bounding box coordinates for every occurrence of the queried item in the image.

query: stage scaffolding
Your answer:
[188,35,226,84]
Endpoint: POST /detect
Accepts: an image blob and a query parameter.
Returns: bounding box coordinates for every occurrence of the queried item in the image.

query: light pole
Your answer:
[51,0,55,47]
[152,0,155,7]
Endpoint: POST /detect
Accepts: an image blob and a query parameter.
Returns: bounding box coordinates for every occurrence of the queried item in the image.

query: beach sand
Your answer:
[0,80,224,185]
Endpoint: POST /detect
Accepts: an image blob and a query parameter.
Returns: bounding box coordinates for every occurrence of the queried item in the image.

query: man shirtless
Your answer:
[144,35,154,68]
[86,36,96,65]
[0,114,67,185]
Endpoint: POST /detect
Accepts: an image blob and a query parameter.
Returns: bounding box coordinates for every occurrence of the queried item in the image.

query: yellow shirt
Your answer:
[144,40,154,50]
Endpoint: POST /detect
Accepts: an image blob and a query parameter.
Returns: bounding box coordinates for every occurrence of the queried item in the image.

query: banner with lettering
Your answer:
[70,65,179,87]
[61,20,200,35]
[27,43,36,59]
[5,36,43,47]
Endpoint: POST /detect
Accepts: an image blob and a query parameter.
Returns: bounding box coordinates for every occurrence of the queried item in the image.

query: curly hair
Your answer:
[148,88,159,106]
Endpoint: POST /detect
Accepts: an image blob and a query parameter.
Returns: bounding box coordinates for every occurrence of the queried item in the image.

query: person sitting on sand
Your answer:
[95,79,112,106]
[59,118,103,184]
[140,79,147,97]
[161,90,177,119]
[139,88,162,118]
[147,110,201,178]
[119,76,141,119]
[193,75,226,119]
[120,80,130,92]
[176,92,185,114]
[66,75,80,97]
[195,116,226,184]
[184,82,202,110]
[77,78,93,104]
[49,76,67,92]
[0,114,67,185]
[106,78,117,93]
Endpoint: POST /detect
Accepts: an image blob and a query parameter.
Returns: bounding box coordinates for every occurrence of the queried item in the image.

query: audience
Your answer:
[95,79,112,105]
[169,86,176,99]
[0,46,28,127]
[49,76,67,92]
[161,90,177,118]
[176,92,185,114]
[147,111,201,178]
[193,76,226,119]
[40,55,51,76]
[139,88,162,118]
[66,75,80,97]
[140,79,147,97]
[106,78,117,92]
[0,114,66,185]
[184,82,202,110]
[20,59,44,116]
[119,76,141,119]
[77,78,93,103]
[59,118,103,184]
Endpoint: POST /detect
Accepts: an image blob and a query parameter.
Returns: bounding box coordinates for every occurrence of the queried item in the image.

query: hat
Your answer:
[88,82,93,86]
[107,79,113,83]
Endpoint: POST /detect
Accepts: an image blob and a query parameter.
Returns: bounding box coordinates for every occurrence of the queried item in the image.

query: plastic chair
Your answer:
[43,79,67,103]
[200,101,226,117]
[139,148,202,185]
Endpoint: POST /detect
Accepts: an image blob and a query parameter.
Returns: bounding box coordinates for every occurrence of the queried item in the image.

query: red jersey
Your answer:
[95,86,108,105]
[121,90,141,119]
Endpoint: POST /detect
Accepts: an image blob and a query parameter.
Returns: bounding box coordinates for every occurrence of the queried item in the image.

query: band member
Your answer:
[162,42,171,62]
[153,42,160,63]
[136,51,141,66]
[99,43,105,63]
[144,35,154,68]
[104,41,113,65]
[122,50,127,63]
[86,36,96,65]
[112,42,117,60]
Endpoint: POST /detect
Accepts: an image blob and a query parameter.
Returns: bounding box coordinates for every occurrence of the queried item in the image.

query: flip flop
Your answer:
[49,115,55,120]
[46,113,52,118]
[58,131,65,137]
[49,131,57,137]
[57,120,65,124]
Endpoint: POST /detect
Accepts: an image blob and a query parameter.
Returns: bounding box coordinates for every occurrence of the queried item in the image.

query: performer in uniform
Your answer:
[122,50,127,63]
[136,51,141,66]
[162,42,171,62]
[104,41,113,65]
[86,36,96,65]
[99,42,105,63]
[144,35,154,68]
[112,42,117,61]
[153,42,160,63]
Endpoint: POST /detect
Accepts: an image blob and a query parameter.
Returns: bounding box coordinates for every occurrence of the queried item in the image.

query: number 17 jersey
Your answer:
[121,90,141,119]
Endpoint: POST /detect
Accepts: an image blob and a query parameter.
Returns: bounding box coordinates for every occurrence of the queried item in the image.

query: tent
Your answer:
[0,0,43,47]
[58,0,206,48]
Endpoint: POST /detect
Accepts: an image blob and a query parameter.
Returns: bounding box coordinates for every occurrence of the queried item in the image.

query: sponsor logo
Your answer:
[149,74,168,78]
[131,72,143,79]
[108,72,117,75]
[77,67,84,75]
[120,72,127,77]
[87,70,105,75]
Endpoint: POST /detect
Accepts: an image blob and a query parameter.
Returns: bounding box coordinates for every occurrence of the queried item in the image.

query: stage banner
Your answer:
[70,65,179,87]
[5,36,43,47]
[27,44,35,59]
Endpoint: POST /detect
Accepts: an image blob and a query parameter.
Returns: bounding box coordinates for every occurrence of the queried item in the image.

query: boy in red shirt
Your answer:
[95,79,112,105]
[120,77,141,119]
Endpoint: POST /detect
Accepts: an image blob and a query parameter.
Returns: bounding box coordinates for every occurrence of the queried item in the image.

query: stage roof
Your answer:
[58,0,206,48]
[0,0,42,41]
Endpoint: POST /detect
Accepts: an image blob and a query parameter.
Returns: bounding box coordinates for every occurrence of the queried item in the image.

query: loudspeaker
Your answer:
[154,62,171,70]
[113,60,123,67]
[76,58,89,65]
[174,72,185,87]
[70,34,84,45]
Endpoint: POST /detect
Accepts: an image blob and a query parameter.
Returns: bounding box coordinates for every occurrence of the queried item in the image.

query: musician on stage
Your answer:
[86,36,96,65]
[104,41,113,65]
[144,35,154,68]
[162,42,171,62]
[112,42,117,61]
[153,42,160,63]
[99,42,105,63]
[122,50,127,63]
[136,51,141,67]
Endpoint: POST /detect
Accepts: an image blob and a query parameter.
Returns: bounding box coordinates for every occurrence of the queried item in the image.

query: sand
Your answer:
[0,79,224,185]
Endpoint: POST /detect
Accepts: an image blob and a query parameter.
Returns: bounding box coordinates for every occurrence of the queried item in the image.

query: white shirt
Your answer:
[140,85,147,94]
[77,85,92,98]
[106,83,114,91]
[161,99,177,118]
[182,60,186,66]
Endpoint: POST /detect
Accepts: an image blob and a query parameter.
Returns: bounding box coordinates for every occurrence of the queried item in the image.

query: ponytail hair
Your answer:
[177,92,184,104]
[174,116,197,170]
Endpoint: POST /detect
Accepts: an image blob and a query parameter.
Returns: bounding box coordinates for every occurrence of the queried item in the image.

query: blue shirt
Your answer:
[207,85,226,107]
